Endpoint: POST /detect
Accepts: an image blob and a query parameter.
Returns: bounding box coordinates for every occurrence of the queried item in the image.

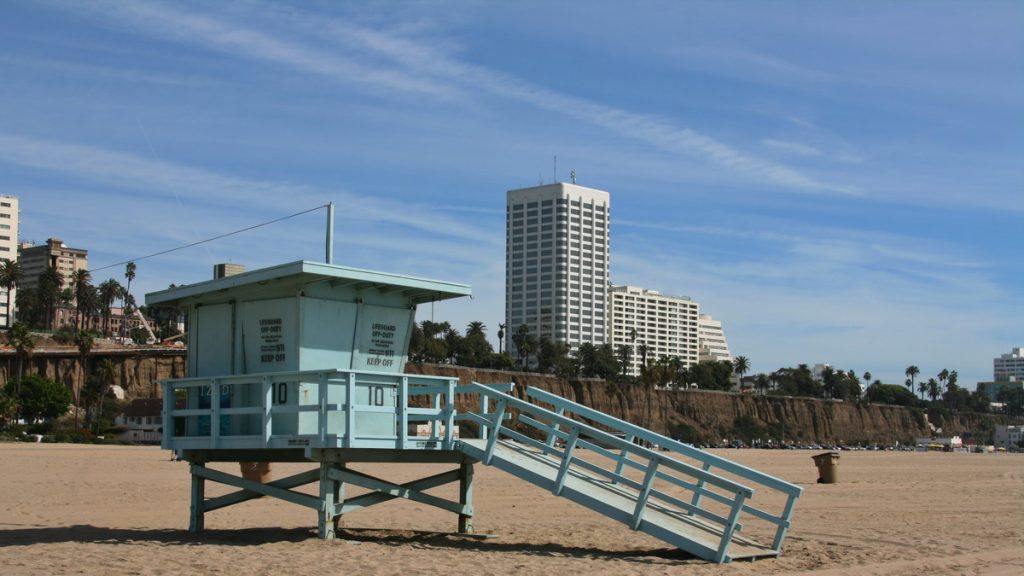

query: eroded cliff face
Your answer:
[0,350,187,399]
[405,364,998,445]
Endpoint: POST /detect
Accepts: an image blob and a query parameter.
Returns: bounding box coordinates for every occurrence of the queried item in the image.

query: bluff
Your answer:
[0,347,187,400]
[405,364,1005,445]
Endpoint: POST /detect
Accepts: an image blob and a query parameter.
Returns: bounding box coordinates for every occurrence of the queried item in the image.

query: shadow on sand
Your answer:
[0,524,698,565]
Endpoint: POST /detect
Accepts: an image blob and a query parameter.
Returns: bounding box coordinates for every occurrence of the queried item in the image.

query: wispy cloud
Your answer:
[71,0,857,196]
[761,139,822,157]
[0,133,498,247]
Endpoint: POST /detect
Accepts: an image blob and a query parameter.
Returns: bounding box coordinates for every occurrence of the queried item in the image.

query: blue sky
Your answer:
[2,1,1021,388]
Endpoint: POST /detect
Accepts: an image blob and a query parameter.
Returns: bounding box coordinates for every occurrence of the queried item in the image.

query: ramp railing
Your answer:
[456,383,781,563]
[524,387,803,554]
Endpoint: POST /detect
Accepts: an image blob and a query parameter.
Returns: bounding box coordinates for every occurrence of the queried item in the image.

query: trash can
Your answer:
[812,451,840,484]
[240,461,272,483]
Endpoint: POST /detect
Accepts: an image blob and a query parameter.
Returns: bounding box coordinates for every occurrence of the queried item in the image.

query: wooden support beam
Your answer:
[189,463,205,532]
[193,465,322,511]
[335,468,465,516]
[459,460,474,534]
[203,469,320,513]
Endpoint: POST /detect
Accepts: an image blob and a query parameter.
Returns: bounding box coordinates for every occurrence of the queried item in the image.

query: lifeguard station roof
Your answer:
[145,260,472,307]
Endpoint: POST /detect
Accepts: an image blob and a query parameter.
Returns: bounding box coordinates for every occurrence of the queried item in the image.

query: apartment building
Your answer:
[697,313,733,363]
[0,195,18,327]
[608,285,700,377]
[994,347,1024,382]
[505,182,610,352]
[17,237,89,293]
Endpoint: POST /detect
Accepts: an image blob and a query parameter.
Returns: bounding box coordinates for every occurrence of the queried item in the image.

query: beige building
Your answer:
[17,237,89,294]
[608,285,700,377]
[697,313,733,363]
[505,183,610,352]
[0,195,18,327]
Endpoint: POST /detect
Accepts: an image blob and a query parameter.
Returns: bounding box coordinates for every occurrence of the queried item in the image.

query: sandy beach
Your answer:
[1,444,1021,575]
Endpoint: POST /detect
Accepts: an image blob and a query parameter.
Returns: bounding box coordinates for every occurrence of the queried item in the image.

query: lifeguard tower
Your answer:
[149,260,802,563]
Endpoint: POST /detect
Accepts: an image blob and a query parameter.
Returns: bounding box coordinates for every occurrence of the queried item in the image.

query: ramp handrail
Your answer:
[524,386,802,553]
[457,382,756,562]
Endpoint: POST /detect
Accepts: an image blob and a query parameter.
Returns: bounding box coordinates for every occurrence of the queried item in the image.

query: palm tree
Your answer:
[638,342,650,369]
[947,370,958,390]
[496,323,506,354]
[905,365,920,393]
[938,368,950,396]
[927,378,940,402]
[0,259,22,328]
[37,267,64,330]
[98,279,122,335]
[71,269,93,330]
[73,330,94,428]
[466,321,486,337]
[862,371,872,390]
[733,355,750,387]
[6,322,34,401]
[92,358,117,434]
[122,262,136,338]
[918,379,929,400]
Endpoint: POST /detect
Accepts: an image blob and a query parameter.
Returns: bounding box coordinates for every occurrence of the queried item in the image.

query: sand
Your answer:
[1,444,1021,575]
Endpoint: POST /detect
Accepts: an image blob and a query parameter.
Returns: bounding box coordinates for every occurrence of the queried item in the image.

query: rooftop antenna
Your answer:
[553,155,557,183]
[570,170,576,184]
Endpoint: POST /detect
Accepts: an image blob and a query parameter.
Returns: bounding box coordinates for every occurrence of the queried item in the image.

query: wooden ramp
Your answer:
[456,385,803,563]
[459,438,776,562]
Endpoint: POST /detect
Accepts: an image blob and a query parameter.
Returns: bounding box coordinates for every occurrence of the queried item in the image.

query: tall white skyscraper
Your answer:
[505,183,610,352]
[0,195,19,328]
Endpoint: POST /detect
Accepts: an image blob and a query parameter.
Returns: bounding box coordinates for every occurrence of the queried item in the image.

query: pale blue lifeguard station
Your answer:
[147,260,801,563]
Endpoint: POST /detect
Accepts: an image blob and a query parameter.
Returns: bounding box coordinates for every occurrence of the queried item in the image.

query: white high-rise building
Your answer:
[994,347,1024,382]
[505,182,610,352]
[697,313,732,363]
[0,195,19,327]
[608,285,700,377]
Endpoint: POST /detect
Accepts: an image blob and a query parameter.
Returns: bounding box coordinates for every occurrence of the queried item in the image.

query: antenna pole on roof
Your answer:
[326,202,335,265]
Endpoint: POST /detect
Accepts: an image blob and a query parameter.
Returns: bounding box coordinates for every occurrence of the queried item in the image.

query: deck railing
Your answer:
[161,369,472,451]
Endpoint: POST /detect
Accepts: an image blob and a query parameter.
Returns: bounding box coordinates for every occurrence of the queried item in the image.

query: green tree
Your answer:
[918,379,929,401]
[574,342,598,378]
[6,322,34,404]
[536,335,569,374]
[511,324,536,370]
[616,344,631,376]
[8,374,72,424]
[865,382,917,407]
[938,368,950,397]
[862,371,872,390]
[0,258,22,327]
[926,377,940,402]
[14,287,39,328]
